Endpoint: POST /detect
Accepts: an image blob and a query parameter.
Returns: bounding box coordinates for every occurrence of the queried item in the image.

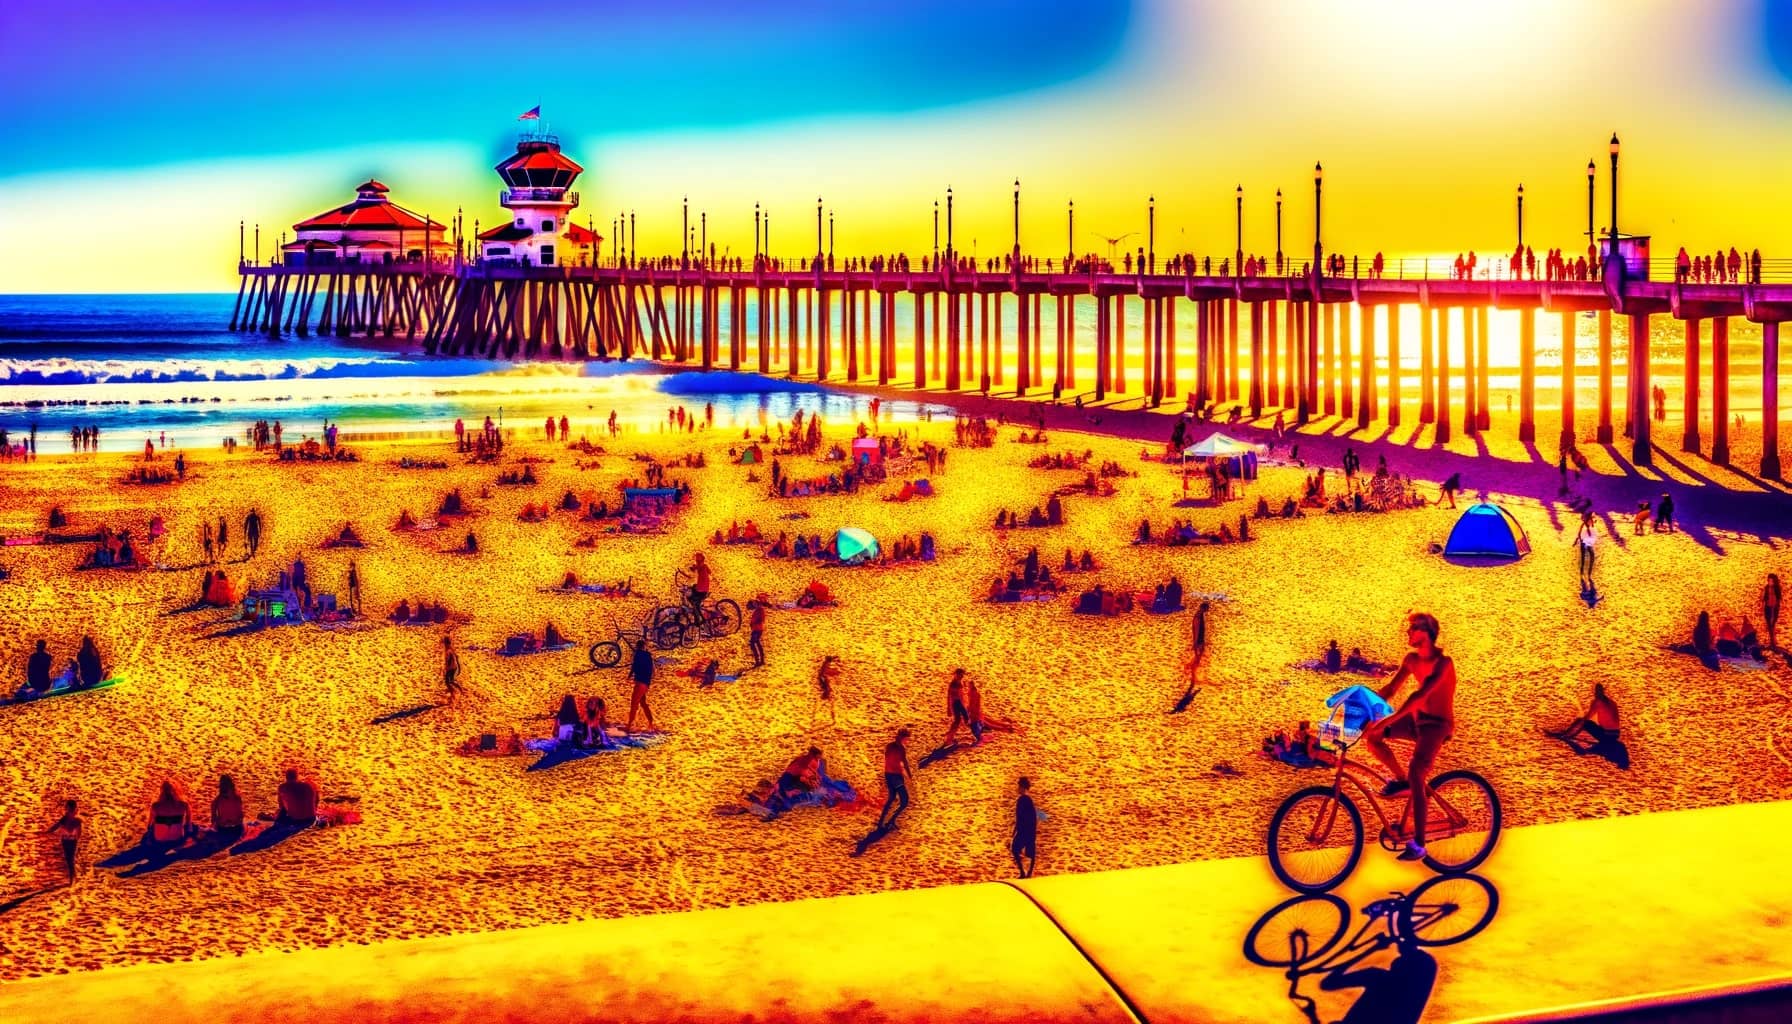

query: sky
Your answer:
[2,0,1791,292]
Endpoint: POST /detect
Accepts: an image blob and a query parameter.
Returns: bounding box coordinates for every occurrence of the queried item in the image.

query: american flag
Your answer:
[517,105,541,121]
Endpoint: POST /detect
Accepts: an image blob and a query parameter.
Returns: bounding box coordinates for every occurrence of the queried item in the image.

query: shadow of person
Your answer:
[120,829,249,878]
[1244,874,1499,1024]
[0,886,57,917]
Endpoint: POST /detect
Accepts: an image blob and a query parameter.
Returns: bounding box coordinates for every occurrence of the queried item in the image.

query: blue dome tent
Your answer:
[1443,502,1529,560]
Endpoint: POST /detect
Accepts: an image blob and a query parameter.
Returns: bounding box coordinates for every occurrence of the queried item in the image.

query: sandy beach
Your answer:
[0,399,1788,981]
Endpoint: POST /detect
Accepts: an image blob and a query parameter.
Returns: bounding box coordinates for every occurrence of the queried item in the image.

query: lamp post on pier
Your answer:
[700,211,707,267]
[1312,163,1323,277]
[1516,183,1524,253]
[815,197,823,265]
[1012,179,1021,272]
[1235,184,1244,277]
[945,187,954,264]
[754,203,761,265]
[1586,161,1595,261]
[1147,195,1155,273]
[682,197,688,266]
[827,210,834,265]
[238,220,244,267]
[1067,199,1074,268]
[628,211,635,265]
[1609,134,1620,260]
[1275,190,1284,274]
[932,200,939,269]
[253,224,260,267]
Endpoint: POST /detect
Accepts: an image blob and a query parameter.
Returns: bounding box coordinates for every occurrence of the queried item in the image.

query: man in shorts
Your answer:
[877,728,914,831]
[1362,612,1457,861]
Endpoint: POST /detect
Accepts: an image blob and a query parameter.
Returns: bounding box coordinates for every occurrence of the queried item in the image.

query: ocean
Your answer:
[0,294,947,448]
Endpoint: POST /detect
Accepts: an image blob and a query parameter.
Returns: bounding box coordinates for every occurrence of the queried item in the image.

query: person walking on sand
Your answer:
[347,561,362,614]
[1011,777,1043,878]
[747,594,767,667]
[217,515,229,560]
[1765,573,1783,652]
[943,668,977,745]
[626,639,656,731]
[1440,473,1460,509]
[1575,511,1598,592]
[441,636,464,703]
[876,728,915,831]
[1173,601,1212,712]
[44,799,82,885]
[201,521,214,564]
[814,655,841,727]
[244,508,262,558]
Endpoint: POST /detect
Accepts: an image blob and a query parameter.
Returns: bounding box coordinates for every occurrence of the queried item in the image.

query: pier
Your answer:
[233,257,1791,480]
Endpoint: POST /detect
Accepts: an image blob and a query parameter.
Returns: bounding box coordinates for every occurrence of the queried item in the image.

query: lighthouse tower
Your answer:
[478,130,595,267]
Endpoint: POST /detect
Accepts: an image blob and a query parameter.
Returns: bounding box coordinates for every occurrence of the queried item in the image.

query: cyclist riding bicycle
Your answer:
[1361,612,1456,862]
[687,552,712,617]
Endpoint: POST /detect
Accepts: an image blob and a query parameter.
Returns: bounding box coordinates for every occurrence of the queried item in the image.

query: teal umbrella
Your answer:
[835,527,880,565]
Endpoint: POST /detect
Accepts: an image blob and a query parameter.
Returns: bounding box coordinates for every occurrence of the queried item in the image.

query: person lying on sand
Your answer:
[795,579,835,608]
[943,669,980,745]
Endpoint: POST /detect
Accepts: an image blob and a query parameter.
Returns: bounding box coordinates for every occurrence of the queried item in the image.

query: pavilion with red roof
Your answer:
[286,180,450,267]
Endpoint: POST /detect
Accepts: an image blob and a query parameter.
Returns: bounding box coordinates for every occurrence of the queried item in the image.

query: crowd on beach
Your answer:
[14,388,1791,919]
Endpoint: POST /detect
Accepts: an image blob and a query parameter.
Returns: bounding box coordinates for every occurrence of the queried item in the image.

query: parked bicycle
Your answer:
[1266,701,1501,893]
[1243,874,1499,1024]
[587,613,652,668]
[646,568,742,649]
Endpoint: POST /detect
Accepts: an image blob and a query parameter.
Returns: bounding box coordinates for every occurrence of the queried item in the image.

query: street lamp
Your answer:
[1067,199,1074,266]
[1235,184,1243,277]
[932,200,939,268]
[1147,195,1155,273]
[1012,179,1021,264]
[1608,133,1620,266]
[946,187,954,263]
[700,211,707,267]
[815,197,823,261]
[1276,188,1283,274]
[754,203,761,263]
[682,196,688,264]
[1516,183,1524,253]
[1313,163,1323,276]
[1585,160,1595,257]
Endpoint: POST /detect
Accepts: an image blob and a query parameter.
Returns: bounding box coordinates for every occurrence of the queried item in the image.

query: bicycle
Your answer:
[1243,874,1499,1024]
[1266,705,1501,893]
[647,568,742,649]
[587,613,651,668]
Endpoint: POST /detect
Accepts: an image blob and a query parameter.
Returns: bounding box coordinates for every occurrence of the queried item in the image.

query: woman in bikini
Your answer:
[1362,612,1457,862]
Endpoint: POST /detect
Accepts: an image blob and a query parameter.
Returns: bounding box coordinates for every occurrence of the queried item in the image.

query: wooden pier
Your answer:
[233,260,1791,479]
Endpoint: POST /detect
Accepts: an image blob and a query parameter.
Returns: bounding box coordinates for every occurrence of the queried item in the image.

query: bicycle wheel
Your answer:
[653,617,687,651]
[1242,893,1349,968]
[1268,787,1364,893]
[1399,873,1499,948]
[1421,770,1502,876]
[589,641,623,668]
[709,598,742,637]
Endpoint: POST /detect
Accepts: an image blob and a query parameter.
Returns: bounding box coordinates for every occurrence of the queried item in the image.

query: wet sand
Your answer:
[0,405,1788,980]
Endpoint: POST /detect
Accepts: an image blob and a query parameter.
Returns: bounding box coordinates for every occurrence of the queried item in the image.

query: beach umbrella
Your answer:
[835,527,880,565]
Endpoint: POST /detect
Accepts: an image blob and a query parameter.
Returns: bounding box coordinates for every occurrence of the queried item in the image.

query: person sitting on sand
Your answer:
[544,623,568,648]
[776,747,823,805]
[148,781,193,850]
[1136,519,1152,545]
[21,639,52,696]
[463,532,478,554]
[1280,496,1299,518]
[395,509,418,531]
[1345,647,1374,673]
[792,535,810,559]
[210,775,245,844]
[966,676,1015,740]
[919,533,936,561]
[1026,506,1048,528]
[1255,496,1272,519]
[389,599,412,624]
[1063,548,1076,573]
[275,769,319,828]
[583,697,613,749]
[1692,611,1714,658]
[1546,683,1628,768]
[1323,640,1343,674]
[555,694,587,746]
[988,576,1010,603]
[74,636,103,690]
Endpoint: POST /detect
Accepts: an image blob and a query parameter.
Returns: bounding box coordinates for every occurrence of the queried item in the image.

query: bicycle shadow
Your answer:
[1243,873,1501,1024]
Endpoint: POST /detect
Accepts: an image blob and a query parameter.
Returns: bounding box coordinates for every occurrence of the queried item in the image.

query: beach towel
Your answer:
[4,675,123,706]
